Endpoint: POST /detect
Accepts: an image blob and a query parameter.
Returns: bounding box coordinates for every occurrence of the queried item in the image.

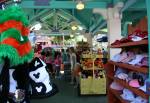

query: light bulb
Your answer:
[71,25,77,30]
[70,35,74,38]
[76,1,85,10]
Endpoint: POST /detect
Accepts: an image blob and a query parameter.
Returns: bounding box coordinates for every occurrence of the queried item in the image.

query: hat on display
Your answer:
[110,81,124,91]
[129,79,140,88]
[128,29,148,42]
[121,51,135,63]
[120,88,135,101]
[129,72,147,87]
[110,53,121,62]
[128,54,145,65]
[139,81,146,92]
[130,96,148,103]
[115,67,127,76]
[116,73,128,81]
[118,52,128,62]
[119,38,132,43]
[137,57,148,67]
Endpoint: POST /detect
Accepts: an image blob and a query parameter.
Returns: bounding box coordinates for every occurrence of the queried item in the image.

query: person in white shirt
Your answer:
[69,47,77,85]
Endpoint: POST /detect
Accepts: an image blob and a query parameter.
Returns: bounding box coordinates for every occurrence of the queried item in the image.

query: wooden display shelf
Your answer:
[109,39,148,48]
[110,88,130,103]
[108,61,148,74]
[114,77,149,99]
[107,74,114,80]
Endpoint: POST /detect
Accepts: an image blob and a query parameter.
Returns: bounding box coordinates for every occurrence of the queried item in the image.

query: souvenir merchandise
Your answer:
[129,79,140,88]
[116,73,128,81]
[118,52,128,62]
[131,96,148,103]
[128,30,148,42]
[121,51,135,63]
[0,5,33,103]
[110,48,148,68]
[80,51,106,95]
[29,57,58,98]
[105,15,148,103]
[137,57,148,67]
[128,54,145,65]
[110,53,121,62]
[120,88,135,101]
[111,29,148,46]
[0,6,57,103]
[139,80,147,92]
[110,81,124,91]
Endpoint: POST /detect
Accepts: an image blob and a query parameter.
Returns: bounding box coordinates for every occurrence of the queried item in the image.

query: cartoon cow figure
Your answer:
[29,57,58,98]
[0,57,58,102]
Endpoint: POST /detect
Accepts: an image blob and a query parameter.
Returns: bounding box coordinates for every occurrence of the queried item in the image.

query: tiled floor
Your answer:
[31,78,107,103]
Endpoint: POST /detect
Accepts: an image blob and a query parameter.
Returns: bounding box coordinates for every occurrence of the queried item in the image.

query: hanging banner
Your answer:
[34,0,50,6]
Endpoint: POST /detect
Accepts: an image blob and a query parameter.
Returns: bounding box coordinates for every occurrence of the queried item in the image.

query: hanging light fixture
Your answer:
[71,25,78,31]
[71,22,78,31]
[76,1,85,10]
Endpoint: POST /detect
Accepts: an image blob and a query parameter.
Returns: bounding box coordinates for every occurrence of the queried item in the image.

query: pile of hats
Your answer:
[110,67,148,103]
[121,89,147,103]
[111,29,148,45]
[111,48,148,67]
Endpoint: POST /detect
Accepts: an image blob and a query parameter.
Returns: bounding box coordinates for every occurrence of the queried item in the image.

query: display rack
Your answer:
[79,52,106,95]
[106,40,149,103]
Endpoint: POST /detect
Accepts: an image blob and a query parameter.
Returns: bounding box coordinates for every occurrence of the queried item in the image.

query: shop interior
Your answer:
[0,0,150,103]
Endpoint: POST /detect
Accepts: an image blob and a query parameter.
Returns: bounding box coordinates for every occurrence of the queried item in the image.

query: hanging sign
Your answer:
[34,0,50,6]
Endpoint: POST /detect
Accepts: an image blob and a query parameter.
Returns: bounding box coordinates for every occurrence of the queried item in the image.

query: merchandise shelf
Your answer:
[109,39,148,48]
[114,77,149,99]
[108,61,148,74]
[110,88,130,103]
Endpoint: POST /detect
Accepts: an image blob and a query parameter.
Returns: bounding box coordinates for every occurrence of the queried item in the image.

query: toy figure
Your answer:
[0,6,58,103]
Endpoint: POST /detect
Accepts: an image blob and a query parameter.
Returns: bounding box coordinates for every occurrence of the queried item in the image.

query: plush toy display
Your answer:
[0,6,58,103]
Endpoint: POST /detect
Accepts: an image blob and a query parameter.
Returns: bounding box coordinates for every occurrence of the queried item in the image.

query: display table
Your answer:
[80,76,106,95]
[79,53,106,95]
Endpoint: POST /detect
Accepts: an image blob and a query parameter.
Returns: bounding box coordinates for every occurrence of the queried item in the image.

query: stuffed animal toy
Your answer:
[0,5,58,103]
[29,57,58,98]
[0,5,33,103]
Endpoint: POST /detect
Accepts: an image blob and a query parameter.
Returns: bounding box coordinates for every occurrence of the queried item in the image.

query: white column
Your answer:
[107,7,122,58]
[93,2,123,58]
